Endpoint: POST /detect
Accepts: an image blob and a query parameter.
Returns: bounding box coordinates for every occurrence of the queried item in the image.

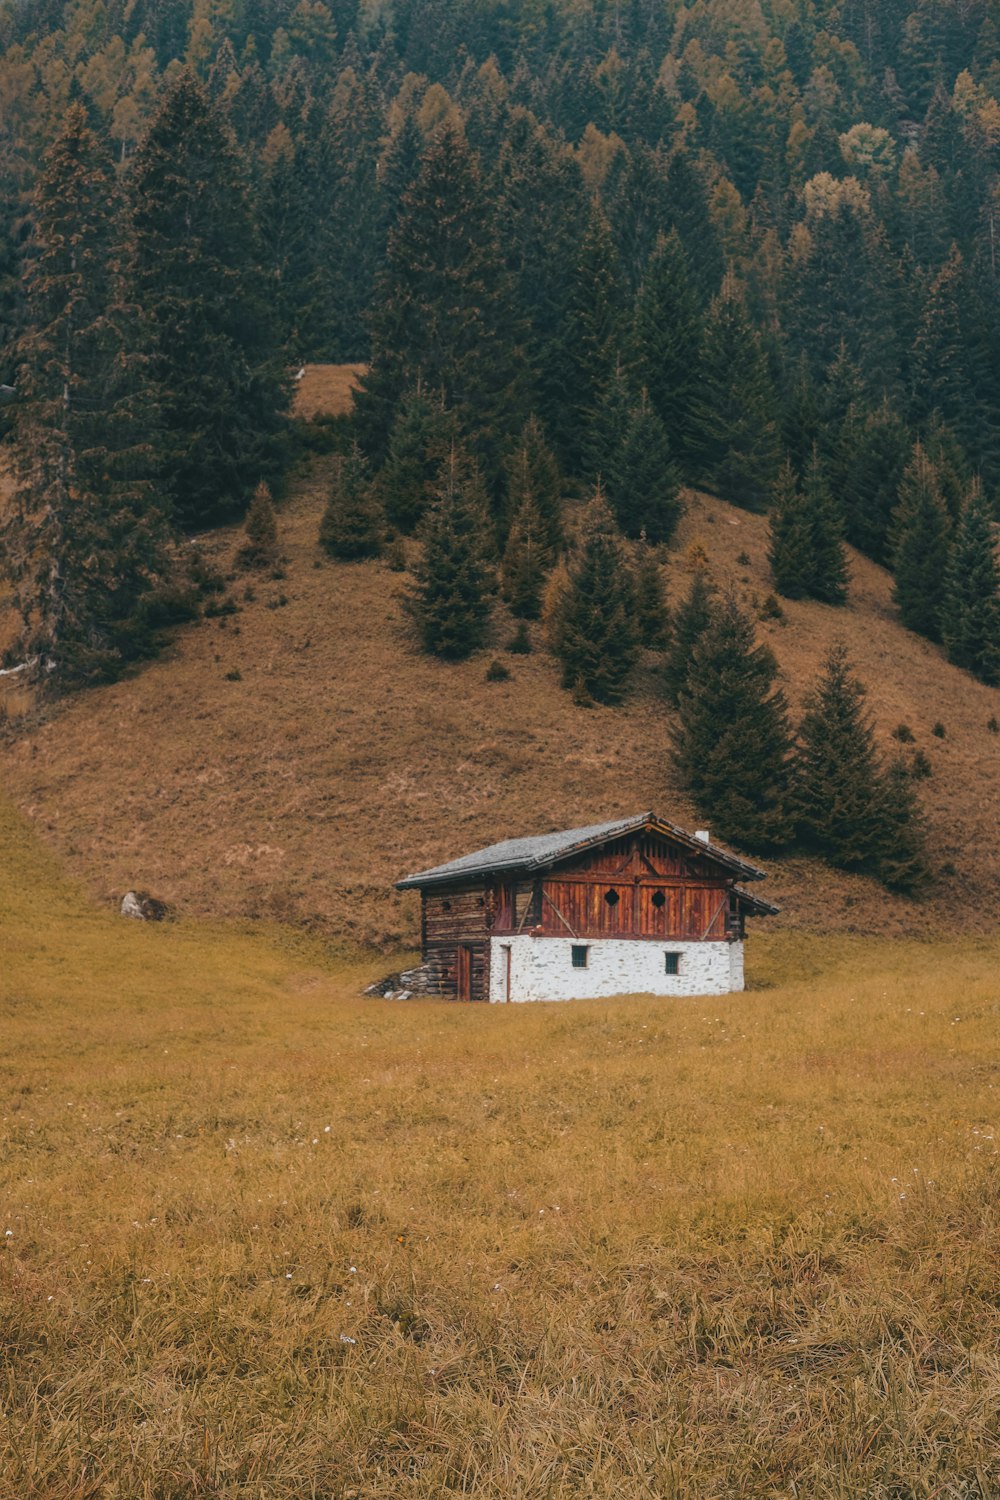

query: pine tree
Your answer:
[691,275,782,511]
[767,461,813,600]
[632,538,670,650]
[407,449,495,660]
[939,481,1000,685]
[891,444,952,641]
[801,448,849,605]
[791,644,885,870]
[1,104,178,687]
[239,481,279,568]
[319,446,382,561]
[671,595,793,850]
[378,385,456,535]
[503,415,563,554]
[841,399,911,564]
[549,489,638,705]
[876,757,930,893]
[564,198,628,471]
[126,70,290,529]
[501,491,550,620]
[584,359,635,489]
[606,394,683,545]
[663,571,716,704]
[355,123,523,486]
[630,230,702,474]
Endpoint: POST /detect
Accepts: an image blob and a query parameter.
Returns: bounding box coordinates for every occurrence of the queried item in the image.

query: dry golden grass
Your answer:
[1,367,999,946]
[1,795,998,1497]
[292,362,366,420]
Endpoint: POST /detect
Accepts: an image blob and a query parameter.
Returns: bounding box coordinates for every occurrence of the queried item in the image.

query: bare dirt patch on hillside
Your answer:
[0,424,997,945]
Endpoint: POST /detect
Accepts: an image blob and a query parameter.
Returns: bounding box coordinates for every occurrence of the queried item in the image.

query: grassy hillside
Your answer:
[1,366,999,946]
[1,798,998,1496]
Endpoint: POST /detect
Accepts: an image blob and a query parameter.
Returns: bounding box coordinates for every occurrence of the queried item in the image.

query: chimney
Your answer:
[694,829,710,844]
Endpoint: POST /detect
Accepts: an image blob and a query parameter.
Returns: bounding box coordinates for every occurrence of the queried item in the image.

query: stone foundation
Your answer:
[488,935,743,1003]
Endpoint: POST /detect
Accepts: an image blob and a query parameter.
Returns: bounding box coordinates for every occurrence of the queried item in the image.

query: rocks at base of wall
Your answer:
[121,891,169,921]
[364,964,437,1000]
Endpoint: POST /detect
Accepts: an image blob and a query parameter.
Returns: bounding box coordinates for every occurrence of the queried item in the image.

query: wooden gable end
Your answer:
[535,827,738,943]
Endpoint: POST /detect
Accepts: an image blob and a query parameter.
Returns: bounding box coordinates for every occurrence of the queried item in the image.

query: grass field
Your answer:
[2,796,998,1498]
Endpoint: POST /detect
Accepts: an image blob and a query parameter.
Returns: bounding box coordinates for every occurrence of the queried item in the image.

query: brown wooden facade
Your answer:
[405,822,773,1002]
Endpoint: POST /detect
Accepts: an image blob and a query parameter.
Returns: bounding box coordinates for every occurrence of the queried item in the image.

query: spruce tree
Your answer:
[319,446,382,561]
[791,644,885,871]
[378,385,456,535]
[801,448,849,605]
[671,595,794,850]
[663,571,716,704]
[606,394,683,545]
[876,757,930,893]
[584,359,635,489]
[503,416,563,554]
[841,399,911,564]
[632,538,670,650]
[939,482,1000,685]
[691,275,782,511]
[891,444,952,641]
[355,123,523,486]
[501,491,550,620]
[239,481,279,568]
[408,449,495,660]
[630,230,702,474]
[767,461,814,600]
[1,105,177,686]
[126,70,289,529]
[549,489,638,705]
[564,198,628,472]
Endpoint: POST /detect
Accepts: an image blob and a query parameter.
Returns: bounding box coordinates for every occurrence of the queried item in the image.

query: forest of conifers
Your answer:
[1,0,999,705]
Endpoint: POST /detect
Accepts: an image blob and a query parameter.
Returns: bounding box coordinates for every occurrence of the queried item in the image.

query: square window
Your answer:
[665,952,680,976]
[571,945,589,969]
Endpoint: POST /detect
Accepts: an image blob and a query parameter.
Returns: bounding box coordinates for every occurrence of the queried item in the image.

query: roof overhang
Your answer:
[396,812,770,891]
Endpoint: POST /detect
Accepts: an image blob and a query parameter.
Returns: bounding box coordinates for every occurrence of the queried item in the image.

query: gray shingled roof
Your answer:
[396,812,769,889]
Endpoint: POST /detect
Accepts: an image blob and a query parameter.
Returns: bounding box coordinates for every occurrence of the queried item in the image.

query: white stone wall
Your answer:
[488,935,745,1003]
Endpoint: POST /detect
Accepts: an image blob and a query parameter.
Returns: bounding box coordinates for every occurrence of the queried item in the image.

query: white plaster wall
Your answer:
[488,936,744,1003]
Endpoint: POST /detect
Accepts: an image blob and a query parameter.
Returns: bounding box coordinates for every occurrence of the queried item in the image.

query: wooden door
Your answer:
[457,944,474,1001]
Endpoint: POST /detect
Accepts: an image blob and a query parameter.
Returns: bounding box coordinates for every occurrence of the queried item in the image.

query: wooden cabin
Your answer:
[395,811,778,1002]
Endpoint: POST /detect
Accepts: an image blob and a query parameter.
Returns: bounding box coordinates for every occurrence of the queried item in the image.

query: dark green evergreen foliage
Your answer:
[493,110,587,466]
[791,644,885,870]
[792,645,928,889]
[239,481,279,568]
[891,443,952,640]
[662,150,724,300]
[606,395,682,545]
[922,411,970,521]
[815,344,866,509]
[662,571,716,705]
[767,461,814,600]
[632,539,670,650]
[319,445,382,561]
[564,199,628,471]
[671,595,794,851]
[692,276,782,511]
[801,449,849,605]
[876,756,930,893]
[584,360,636,490]
[939,481,1000,685]
[550,490,638,706]
[1,105,179,687]
[407,449,495,660]
[355,124,523,486]
[841,399,911,563]
[911,244,980,460]
[378,385,456,534]
[321,64,383,360]
[630,231,702,474]
[501,492,550,620]
[503,416,564,554]
[127,71,290,530]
